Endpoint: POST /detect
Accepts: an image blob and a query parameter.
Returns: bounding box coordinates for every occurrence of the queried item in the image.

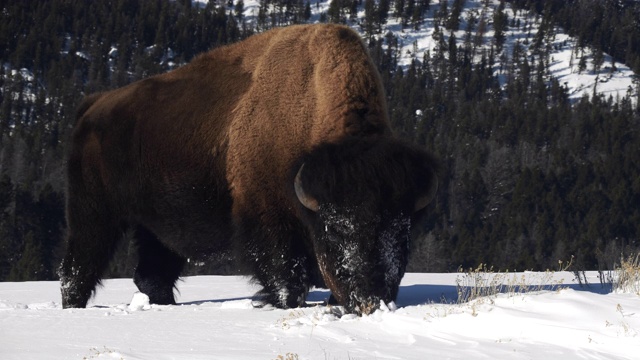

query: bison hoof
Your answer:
[252,288,306,309]
[250,299,274,309]
[62,301,87,309]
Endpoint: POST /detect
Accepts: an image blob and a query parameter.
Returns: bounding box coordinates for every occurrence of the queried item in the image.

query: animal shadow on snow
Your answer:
[180,296,253,306]
[179,284,462,308]
[396,282,612,307]
[178,280,611,308]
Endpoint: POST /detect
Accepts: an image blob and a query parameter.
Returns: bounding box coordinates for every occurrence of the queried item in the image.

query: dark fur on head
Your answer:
[297,137,438,212]
[293,137,438,314]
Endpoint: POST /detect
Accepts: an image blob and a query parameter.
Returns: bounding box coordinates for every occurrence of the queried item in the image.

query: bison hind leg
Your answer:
[133,225,185,305]
[60,194,125,308]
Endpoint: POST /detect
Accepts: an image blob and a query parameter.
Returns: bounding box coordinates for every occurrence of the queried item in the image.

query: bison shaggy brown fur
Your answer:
[59,24,438,315]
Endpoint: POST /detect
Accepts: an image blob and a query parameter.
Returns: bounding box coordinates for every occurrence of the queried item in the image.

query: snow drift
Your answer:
[1,272,638,359]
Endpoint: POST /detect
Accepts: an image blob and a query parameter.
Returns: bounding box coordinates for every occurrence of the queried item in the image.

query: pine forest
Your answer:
[1,0,639,281]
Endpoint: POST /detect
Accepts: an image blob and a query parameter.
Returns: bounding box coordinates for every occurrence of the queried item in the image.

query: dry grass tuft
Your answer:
[612,254,640,296]
[274,353,299,360]
[455,259,571,304]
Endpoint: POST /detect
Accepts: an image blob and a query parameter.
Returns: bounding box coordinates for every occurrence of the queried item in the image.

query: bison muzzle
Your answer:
[59,24,438,315]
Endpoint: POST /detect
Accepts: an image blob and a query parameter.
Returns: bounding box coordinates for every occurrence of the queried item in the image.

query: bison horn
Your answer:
[295,164,319,212]
[415,177,438,212]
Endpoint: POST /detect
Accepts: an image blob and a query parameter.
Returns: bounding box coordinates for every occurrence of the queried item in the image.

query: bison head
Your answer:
[293,138,438,315]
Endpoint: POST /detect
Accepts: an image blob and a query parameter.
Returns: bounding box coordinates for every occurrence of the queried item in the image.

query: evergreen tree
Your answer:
[1,0,639,277]
[235,0,245,21]
[493,1,508,52]
[446,0,465,31]
[363,0,377,37]
[328,0,345,23]
[377,0,391,30]
[8,231,45,281]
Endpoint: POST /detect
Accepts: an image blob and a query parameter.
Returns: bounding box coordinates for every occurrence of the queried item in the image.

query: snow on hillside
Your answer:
[217,0,638,102]
[1,272,638,359]
[6,1,637,105]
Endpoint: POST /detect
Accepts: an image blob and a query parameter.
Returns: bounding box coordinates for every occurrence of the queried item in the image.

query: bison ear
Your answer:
[414,174,438,212]
[295,164,320,212]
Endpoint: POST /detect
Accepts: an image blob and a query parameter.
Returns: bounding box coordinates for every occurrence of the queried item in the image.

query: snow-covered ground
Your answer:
[1,272,638,359]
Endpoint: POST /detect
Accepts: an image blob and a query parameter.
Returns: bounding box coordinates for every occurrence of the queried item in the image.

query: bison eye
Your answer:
[294,164,319,212]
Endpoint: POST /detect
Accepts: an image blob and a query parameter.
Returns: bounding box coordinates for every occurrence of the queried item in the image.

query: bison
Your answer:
[59,24,438,315]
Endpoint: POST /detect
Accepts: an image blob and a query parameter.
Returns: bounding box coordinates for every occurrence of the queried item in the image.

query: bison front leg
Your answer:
[236,217,312,309]
[252,254,311,309]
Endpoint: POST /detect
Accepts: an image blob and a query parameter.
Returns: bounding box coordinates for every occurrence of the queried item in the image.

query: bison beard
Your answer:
[59,24,438,315]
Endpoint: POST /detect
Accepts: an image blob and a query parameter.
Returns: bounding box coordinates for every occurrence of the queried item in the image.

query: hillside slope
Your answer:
[232,0,638,102]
